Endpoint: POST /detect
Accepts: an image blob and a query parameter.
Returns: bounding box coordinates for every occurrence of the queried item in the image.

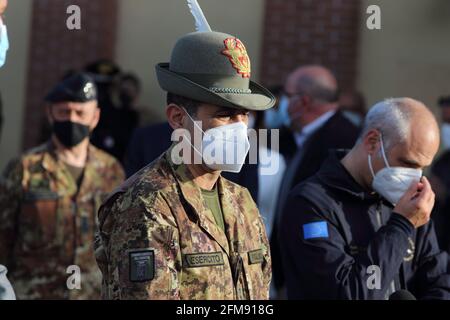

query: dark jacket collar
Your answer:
[316,150,381,203]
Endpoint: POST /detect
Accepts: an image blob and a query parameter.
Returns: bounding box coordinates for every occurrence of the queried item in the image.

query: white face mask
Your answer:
[184,109,250,173]
[0,19,9,68]
[368,135,422,205]
[441,123,450,150]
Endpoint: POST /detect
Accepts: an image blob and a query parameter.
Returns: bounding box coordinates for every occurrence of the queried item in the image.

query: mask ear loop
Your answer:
[368,132,389,178]
[368,154,376,178]
[379,133,390,168]
[180,107,205,159]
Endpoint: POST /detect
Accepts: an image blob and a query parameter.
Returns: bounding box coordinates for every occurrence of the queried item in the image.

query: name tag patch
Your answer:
[129,250,155,282]
[303,221,329,240]
[184,252,224,268]
[248,249,264,265]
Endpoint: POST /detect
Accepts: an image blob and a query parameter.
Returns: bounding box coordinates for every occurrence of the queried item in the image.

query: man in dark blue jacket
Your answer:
[280,97,450,299]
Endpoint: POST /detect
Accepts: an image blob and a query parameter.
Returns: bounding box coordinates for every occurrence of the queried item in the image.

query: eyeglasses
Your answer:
[282,90,303,100]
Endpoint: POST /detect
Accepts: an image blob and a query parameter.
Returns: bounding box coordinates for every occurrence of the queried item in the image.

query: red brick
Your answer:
[260,0,360,89]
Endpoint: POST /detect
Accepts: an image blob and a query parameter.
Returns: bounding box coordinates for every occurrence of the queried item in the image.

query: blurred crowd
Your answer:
[0,0,449,301]
[2,58,450,299]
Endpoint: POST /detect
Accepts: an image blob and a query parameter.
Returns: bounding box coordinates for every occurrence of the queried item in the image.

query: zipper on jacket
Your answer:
[376,201,396,297]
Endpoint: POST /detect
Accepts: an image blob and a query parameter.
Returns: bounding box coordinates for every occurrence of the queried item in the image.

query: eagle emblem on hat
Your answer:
[221,38,251,78]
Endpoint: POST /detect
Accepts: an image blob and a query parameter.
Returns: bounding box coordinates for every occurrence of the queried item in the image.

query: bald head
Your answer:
[286,65,338,104]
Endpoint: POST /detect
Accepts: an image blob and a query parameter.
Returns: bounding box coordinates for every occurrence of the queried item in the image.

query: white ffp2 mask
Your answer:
[368,135,422,205]
[184,109,250,173]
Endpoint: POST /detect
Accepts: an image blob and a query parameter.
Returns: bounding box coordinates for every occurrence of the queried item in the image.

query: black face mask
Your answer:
[52,121,90,148]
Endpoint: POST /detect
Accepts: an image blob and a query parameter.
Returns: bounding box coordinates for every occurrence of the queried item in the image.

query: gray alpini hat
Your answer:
[155,1,275,111]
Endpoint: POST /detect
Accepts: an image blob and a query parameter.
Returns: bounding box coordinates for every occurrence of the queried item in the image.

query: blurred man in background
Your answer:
[124,121,173,176]
[87,60,140,163]
[430,96,450,252]
[270,65,360,297]
[281,98,450,299]
[0,73,125,299]
[0,0,14,301]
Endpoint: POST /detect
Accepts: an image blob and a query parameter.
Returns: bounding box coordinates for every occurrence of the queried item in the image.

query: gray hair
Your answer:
[297,76,338,103]
[360,98,413,150]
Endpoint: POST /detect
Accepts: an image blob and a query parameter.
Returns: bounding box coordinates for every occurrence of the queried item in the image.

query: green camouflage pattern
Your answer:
[0,142,125,299]
[96,145,272,300]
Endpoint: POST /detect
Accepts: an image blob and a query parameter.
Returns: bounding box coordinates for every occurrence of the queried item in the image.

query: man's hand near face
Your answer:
[394,176,436,228]
[0,0,7,16]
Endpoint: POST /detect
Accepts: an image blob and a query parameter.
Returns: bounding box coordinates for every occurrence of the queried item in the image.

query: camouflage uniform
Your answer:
[0,142,125,299]
[96,145,272,299]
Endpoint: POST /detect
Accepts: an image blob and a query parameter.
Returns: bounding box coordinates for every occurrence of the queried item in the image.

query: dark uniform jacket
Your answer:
[280,150,450,300]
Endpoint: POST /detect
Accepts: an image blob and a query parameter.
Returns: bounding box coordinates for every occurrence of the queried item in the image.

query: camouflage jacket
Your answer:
[96,146,272,300]
[0,142,125,299]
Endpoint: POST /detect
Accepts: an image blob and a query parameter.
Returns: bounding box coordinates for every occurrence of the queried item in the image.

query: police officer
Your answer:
[0,73,125,299]
[95,30,275,299]
[280,98,450,299]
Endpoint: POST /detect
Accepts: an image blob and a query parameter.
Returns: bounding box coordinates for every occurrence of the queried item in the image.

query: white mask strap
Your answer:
[368,133,389,179]
[180,107,204,157]
[182,107,206,135]
[368,154,376,178]
[379,134,390,168]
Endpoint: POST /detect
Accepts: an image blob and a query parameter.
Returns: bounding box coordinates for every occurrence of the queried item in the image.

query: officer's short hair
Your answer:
[167,92,200,116]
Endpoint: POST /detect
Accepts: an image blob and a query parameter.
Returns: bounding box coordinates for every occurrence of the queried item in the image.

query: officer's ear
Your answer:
[166,104,186,130]
[46,104,54,125]
[363,129,381,156]
[89,102,100,131]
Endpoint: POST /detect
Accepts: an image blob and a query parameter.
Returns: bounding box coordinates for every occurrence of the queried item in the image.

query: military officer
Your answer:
[95,30,276,300]
[0,73,125,299]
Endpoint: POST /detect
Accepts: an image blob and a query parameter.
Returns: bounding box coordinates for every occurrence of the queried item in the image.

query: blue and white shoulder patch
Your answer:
[303,221,329,240]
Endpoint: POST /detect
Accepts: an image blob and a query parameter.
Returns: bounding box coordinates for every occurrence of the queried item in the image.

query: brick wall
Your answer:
[22,0,118,150]
[259,0,360,90]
